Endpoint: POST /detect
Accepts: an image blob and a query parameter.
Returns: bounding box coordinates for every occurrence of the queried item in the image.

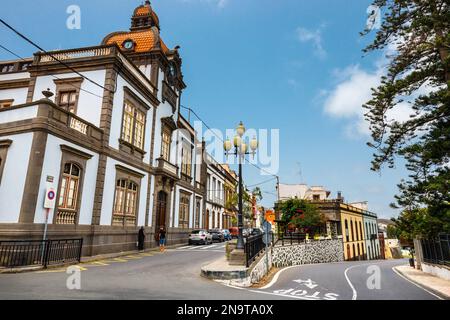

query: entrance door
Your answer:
[205,210,210,229]
[156,191,167,229]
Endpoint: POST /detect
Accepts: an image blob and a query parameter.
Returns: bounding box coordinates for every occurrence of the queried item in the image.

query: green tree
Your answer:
[392,207,446,240]
[362,0,450,232]
[386,224,398,239]
[279,199,323,232]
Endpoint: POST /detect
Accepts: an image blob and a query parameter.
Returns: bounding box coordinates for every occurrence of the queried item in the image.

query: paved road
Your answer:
[0,244,444,300]
[253,259,444,300]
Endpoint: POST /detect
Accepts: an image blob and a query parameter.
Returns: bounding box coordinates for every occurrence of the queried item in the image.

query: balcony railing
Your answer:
[38,47,114,63]
[112,214,136,227]
[55,210,77,225]
[155,158,179,178]
[35,45,157,95]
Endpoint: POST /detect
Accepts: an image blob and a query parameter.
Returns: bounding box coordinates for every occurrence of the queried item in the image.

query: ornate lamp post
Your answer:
[224,121,258,250]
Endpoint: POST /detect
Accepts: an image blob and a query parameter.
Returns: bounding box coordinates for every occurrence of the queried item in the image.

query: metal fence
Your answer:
[0,239,83,268]
[420,234,450,267]
[244,234,266,267]
[273,231,307,246]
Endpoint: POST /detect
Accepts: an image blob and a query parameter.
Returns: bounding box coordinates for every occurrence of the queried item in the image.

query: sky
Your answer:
[0,0,410,218]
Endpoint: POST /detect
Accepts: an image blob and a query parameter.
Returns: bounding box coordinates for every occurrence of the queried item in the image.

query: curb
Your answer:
[393,266,450,300]
[0,243,186,274]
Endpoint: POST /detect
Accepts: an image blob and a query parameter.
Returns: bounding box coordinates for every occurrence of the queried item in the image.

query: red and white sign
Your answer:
[44,187,56,209]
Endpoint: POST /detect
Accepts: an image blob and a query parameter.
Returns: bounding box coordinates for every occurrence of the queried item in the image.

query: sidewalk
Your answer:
[0,243,185,274]
[394,265,450,299]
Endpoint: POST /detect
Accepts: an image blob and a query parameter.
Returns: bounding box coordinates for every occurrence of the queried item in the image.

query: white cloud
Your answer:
[322,60,418,138]
[296,26,326,59]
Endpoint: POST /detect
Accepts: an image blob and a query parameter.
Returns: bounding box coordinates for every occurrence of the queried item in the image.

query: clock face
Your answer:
[123,40,134,50]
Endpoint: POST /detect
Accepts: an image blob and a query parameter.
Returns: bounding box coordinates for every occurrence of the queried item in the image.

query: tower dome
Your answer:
[131,0,160,31]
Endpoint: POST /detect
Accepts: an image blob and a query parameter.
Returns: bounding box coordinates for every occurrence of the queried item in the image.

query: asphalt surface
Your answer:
[0,243,444,300]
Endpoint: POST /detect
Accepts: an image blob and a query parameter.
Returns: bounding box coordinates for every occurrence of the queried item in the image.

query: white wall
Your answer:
[0,105,38,124]
[34,135,99,225]
[0,133,33,223]
[0,87,29,105]
[33,70,106,126]
[0,72,30,81]
[100,157,148,227]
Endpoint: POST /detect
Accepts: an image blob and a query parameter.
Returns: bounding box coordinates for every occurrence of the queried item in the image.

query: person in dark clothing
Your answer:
[138,227,145,251]
[158,226,166,252]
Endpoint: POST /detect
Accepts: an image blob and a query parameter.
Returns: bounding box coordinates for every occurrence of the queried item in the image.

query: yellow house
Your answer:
[340,203,366,261]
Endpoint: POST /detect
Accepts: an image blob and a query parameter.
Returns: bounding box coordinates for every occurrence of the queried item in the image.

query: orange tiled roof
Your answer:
[106,29,169,54]
[135,6,150,16]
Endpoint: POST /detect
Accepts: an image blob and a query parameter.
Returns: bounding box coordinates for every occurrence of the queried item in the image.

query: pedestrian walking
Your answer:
[138,226,145,251]
[158,226,166,253]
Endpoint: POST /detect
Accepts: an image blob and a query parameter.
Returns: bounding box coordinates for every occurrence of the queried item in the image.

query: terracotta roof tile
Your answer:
[106,29,170,54]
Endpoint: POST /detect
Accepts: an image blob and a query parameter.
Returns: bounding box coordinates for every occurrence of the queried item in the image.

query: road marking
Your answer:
[108,258,128,263]
[201,245,217,250]
[89,261,109,266]
[139,253,154,257]
[188,246,198,250]
[37,269,65,273]
[344,264,363,300]
[260,265,299,290]
[178,246,192,250]
[392,267,444,300]
[123,255,142,260]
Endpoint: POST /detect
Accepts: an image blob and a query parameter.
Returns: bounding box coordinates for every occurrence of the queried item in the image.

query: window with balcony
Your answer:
[58,90,77,113]
[54,77,83,114]
[55,145,92,225]
[178,192,190,229]
[181,143,192,181]
[161,129,171,161]
[121,101,146,150]
[56,163,81,225]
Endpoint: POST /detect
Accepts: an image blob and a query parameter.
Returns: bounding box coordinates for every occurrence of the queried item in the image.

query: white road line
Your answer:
[217,282,315,300]
[344,265,363,300]
[392,267,444,300]
[188,246,198,250]
[201,245,217,250]
[178,246,192,250]
[259,265,299,290]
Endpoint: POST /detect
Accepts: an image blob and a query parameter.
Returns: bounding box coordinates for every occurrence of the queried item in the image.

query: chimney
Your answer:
[337,191,343,202]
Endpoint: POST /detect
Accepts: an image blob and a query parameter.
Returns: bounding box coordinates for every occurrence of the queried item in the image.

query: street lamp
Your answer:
[224,121,258,250]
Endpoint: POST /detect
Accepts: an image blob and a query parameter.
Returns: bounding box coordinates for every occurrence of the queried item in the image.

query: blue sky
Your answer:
[0,0,409,218]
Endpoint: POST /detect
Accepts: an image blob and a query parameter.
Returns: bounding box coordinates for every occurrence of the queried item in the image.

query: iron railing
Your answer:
[274,231,307,246]
[244,234,266,267]
[0,239,83,268]
[421,234,450,267]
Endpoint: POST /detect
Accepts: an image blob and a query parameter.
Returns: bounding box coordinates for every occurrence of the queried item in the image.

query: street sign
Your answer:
[262,220,272,244]
[44,186,56,209]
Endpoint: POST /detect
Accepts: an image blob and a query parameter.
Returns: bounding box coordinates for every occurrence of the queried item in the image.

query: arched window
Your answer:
[58,163,81,210]
[113,179,138,226]
[56,163,81,225]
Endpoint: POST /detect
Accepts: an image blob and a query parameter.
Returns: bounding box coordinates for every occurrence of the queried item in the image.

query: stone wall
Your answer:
[249,248,273,284]
[272,239,344,267]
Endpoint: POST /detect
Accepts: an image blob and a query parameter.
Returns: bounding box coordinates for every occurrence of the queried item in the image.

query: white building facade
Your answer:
[0,1,206,255]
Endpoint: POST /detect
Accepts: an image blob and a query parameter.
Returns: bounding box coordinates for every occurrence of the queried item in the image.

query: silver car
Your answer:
[188,229,213,245]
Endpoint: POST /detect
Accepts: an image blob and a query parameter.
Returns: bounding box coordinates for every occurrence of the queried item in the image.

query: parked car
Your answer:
[221,229,232,241]
[229,227,239,239]
[208,229,225,242]
[188,230,212,245]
